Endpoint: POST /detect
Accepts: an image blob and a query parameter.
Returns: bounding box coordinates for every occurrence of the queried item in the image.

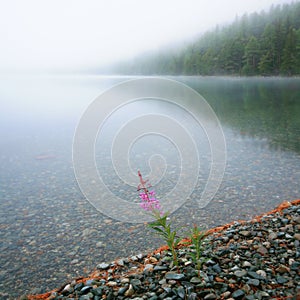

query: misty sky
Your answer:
[0,0,296,72]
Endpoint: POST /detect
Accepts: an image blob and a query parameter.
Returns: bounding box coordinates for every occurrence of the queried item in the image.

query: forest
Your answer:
[115,2,300,76]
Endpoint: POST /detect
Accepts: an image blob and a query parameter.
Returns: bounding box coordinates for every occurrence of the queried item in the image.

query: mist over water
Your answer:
[0,75,299,297]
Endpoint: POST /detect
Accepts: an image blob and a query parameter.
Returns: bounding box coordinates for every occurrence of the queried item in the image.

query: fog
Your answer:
[0,0,295,73]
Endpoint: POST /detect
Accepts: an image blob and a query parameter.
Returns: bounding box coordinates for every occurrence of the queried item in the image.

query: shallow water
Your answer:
[0,75,299,297]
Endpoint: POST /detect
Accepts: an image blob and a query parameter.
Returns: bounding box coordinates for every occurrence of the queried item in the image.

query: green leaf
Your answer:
[150,226,168,238]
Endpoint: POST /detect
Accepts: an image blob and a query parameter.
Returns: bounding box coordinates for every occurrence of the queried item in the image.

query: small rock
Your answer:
[288,258,295,265]
[121,278,130,284]
[268,232,277,240]
[96,241,106,248]
[234,270,247,278]
[62,284,72,292]
[242,261,252,268]
[149,256,158,263]
[260,291,270,297]
[231,289,245,299]
[221,291,231,298]
[286,224,294,232]
[82,228,95,237]
[80,286,92,294]
[222,236,229,242]
[70,259,79,265]
[247,271,265,280]
[204,293,217,300]
[79,295,92,300]
[159,278,166,285]
[199,271,210,282]
[48,292,58,299]
[106,291,115,300]
[294,233,300,241]
[212,264,222,273]
[162,286,172,294]
[256,270,267,278]
[276,264,290,273]
[92,287,103,296]
[165,272,185,280]
[116,259,124,266]
[168,280,177,286]
[125,284,134,297]
[257,245,268,256]
[144,264,154,272]
[239,231,251,237]
[242,283,251,293]
[74,282,84,291]
[246,278,260,286]
[190,277,201,283]
[118,286,128,295]
[97,263,110,270]
[188,293,198,300]
[276,276,288,284]
[131,255,138,261]
[131,278,142,286]
[137,253,144,259]
[231,265,240,271]
[153,266,168,272]
[85,279,95,285]
[107,281,117,287]
[205,259,216,266]
[290,261,300,271]
[175,287,184,299]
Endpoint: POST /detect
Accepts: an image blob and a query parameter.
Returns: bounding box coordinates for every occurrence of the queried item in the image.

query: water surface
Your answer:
[0,75,299,297]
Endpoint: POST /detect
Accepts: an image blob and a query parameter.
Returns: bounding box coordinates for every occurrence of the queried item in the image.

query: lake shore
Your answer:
[22,199,300,300]
[1,75,300,299]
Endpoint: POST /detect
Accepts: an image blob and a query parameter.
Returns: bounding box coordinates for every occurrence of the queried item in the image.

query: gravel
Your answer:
[19,200,300,300]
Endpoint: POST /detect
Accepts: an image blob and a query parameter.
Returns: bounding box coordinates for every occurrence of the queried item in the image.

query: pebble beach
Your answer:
[18,199,300,300]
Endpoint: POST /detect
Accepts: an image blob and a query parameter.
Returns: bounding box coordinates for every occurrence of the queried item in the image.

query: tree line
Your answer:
[115,2,300,76]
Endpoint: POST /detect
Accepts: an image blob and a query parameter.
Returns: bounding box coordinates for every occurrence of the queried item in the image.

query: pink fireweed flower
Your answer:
[139,192,161,211]
[137,170,162,214]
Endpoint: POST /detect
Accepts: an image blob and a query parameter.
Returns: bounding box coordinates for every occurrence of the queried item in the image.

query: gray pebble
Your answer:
[234,270,247,277]
[165,272,185,280]
[97,262,110,269]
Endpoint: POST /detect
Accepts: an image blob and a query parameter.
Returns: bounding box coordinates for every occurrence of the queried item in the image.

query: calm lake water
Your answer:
[0,74,299,297]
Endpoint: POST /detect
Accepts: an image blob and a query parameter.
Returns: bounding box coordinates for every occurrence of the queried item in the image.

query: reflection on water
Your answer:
[0,75,299,297]
[180,76,300,154]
